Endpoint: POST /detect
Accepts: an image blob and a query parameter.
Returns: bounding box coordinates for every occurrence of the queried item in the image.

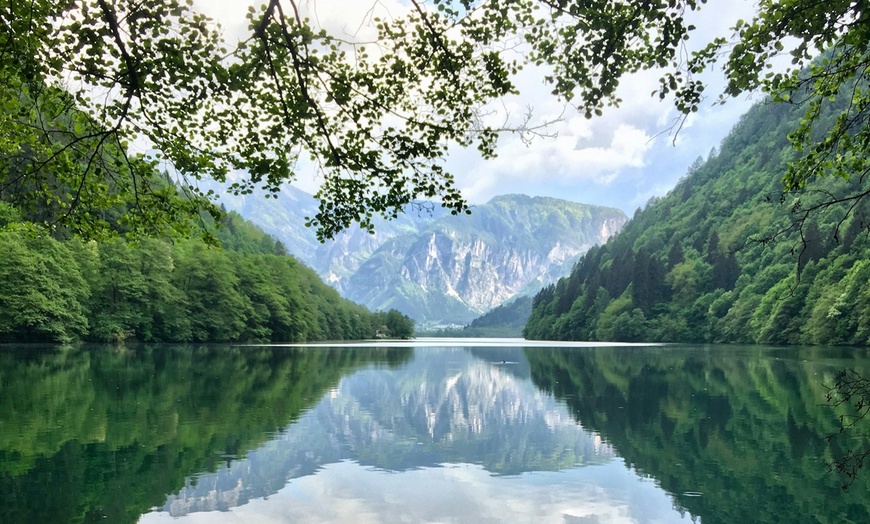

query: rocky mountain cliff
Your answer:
[218,189,626,326]
[215,184,448,283]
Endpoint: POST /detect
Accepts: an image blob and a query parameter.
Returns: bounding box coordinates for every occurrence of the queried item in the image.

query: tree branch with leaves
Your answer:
[2,0,869,241]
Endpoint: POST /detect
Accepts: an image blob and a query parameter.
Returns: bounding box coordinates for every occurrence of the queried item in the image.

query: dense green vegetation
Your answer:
[525,346,870,523]
[0,344,412,523]
[422,296,532,338]
[0,72,219,243]
[0,55,413,343]
[0,206,414,343]
[524,89,870,345]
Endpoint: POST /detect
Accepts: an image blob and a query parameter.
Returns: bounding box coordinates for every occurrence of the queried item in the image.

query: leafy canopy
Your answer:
[1,0,867,239]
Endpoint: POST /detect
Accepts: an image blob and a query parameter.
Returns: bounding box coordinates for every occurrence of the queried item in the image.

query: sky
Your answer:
[195,0,761,217]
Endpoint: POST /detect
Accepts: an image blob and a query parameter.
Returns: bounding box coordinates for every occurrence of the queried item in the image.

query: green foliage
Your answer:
[372,309,415,340]
[0,210,406,343]
[215,210,289,255]
[825,368,870,491]
[524,87,870,345]
[0,232,89,343]
[0,73,218,242]
[2,1,868,240]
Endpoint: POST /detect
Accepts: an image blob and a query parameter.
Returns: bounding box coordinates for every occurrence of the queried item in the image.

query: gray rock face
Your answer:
[219,189,626,326]
[342,195,627,325]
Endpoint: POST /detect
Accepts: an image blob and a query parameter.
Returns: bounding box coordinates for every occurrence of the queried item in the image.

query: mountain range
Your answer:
[217,189,626,326]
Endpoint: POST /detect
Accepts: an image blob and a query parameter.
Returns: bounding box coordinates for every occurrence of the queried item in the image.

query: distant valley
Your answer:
[218,189,626,326]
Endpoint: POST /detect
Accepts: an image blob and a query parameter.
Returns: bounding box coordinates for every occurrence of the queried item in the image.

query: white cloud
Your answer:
[139,460,696,524]
[438,0,762,211]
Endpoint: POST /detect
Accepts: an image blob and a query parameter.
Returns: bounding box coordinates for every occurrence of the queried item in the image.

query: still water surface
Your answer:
[1,339,868,523]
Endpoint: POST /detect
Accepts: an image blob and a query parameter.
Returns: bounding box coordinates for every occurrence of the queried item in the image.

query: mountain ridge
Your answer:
[218,189,627,326]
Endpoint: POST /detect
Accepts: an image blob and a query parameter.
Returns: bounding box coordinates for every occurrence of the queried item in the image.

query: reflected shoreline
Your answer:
[1,341,868,524]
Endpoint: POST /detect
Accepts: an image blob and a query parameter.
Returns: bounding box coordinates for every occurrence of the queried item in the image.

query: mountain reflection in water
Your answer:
[1,341,868,523]
[153,347,613,517]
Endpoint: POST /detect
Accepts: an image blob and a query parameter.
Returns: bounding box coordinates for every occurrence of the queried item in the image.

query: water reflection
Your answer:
[143,461,692,524]
[525,345,870,524]
[1,342,868,523]
[141,346,690,524]
[154,348,610,513]
[0,344,410,523]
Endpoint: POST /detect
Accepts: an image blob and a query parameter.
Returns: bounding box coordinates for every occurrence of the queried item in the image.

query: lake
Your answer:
[1,339,868,523]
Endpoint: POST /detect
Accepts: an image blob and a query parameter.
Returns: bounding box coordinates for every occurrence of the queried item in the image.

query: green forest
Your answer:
[0,206,414,343]
[524,86,870,345]
[0,61,413,344]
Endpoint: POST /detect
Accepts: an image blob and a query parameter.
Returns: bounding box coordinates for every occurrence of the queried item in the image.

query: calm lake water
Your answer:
[1,339,869,523]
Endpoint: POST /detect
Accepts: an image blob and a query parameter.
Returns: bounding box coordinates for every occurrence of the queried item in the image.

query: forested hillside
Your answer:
[0,61,413,344]
[422,296,532,338]
[0,206,413,343]
[525,92,870,345]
